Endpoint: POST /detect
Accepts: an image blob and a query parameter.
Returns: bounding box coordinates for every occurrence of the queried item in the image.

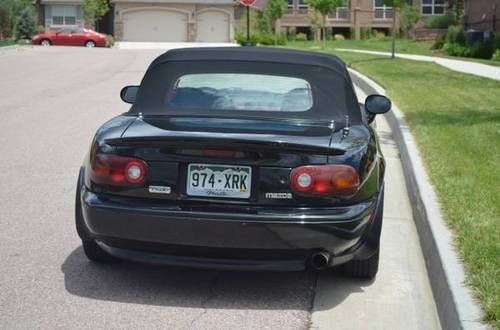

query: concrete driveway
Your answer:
[0,46,439,329]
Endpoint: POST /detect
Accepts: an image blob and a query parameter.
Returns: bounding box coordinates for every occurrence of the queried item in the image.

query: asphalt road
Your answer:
[0,46,439,330]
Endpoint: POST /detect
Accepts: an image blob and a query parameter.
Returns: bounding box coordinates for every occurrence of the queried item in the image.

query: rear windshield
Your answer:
[133,60,360,124]
[170,73,313,112]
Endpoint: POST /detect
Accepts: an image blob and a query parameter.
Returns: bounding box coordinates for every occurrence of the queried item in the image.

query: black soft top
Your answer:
[147,47,349,79]
[134,47,361,125]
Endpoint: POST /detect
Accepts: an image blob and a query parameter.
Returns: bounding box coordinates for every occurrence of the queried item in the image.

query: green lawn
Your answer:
[0,39,15,47]
[286,43,500,327]
[289,39,500,67]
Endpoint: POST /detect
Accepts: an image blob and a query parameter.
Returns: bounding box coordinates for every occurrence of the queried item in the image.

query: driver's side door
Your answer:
[53,28,72,46]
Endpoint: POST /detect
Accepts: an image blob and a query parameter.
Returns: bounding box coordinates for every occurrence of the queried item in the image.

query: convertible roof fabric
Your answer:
[133,47,361,124]
[148,47,349,79]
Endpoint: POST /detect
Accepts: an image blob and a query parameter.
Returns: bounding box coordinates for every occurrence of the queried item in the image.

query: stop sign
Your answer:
[239,0,256,6]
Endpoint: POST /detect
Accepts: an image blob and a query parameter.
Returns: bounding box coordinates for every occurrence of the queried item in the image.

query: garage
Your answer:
[122,9,188,42]
[196,10,230,42]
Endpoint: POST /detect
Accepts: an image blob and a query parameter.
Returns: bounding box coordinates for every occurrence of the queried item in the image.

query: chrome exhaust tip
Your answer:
[310,251,331,270]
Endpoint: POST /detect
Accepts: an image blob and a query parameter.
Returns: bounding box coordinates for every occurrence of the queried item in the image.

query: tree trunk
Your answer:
[391,8,397,59]
[322,14,326,49]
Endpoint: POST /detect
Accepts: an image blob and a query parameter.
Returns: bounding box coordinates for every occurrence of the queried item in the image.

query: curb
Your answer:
[348,68,486,330]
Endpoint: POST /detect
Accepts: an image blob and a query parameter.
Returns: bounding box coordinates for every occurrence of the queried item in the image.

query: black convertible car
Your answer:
[76,47,391,278]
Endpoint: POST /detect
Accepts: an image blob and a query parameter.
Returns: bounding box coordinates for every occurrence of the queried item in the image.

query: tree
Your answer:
[0,7,11,39]
[0,0,32,39]
[266,0,287,44]
[82,0,109,29]
[383,0,404,58]
[14,7,36,40]
[400,4,419,37]
[307,0,344,49]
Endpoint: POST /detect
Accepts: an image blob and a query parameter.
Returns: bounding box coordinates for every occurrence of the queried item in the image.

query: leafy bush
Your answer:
[446,25,466,46]
[105,35,114,48]
[468,37,495,59]
[424,13,456,29]
[492,49,500,61]
[14,7,37,40]
[334,34,344,41]
[442,42,470,57]
[276,34,287,45]
[431,33,446,49]
[374,31,389,41]
[400,4,420,36]
[295,32,307,41]
[257,32,275,45]
[235,32,257,46]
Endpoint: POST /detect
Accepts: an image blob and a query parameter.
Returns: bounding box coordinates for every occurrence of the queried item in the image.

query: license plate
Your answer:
[187,164,251,199]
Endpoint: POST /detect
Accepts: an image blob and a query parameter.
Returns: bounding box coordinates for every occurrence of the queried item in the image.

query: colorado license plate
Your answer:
[187,164,251,199]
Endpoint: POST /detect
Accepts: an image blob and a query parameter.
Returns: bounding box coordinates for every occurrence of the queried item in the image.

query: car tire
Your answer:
[40,39,51,46]
[341,189,384,279]
[82,239,117,263]
[85,41,96,48]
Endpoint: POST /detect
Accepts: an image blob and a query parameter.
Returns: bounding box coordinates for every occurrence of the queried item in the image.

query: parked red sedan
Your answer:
[32,27,106,48]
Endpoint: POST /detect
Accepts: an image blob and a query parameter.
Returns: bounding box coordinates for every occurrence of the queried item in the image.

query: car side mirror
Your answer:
[365,94,391,123]
[120,85,139,104]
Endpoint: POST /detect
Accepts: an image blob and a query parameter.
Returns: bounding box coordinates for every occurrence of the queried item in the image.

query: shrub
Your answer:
[105,35,114,48]
[492,49,500,61]
[334,34,344,41]
[446,25,466,46]
[235,32,257,46]
[360,27,373,40]
[14,7,37,40]
[400,4,420,36]
[256,32,275,45]
[295,32,307,41]
[423,13,456,29]
[374,31,389,41]
[442,42,470,57]
[276,34,287,45]
[468,37,495,59]
[431,33,446,49]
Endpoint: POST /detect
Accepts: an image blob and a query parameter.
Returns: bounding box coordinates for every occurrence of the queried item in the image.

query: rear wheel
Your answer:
[85,40,96,48]
[82,239,117,263]
[40,39,51,46]
[341,189,384,279]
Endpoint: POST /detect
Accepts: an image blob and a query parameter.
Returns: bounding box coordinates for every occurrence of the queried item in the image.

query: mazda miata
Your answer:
[75,47,391,278]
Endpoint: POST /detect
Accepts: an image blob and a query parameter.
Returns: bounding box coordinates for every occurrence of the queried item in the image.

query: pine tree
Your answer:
[15,7,36,40]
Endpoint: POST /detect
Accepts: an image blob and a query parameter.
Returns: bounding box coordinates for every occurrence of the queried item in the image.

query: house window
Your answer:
[374,0,393,20]
[298,0,308,13]
[332,6,349,20]
[287,0,294,9]
[421,0,445,16]
[51,6,78,25]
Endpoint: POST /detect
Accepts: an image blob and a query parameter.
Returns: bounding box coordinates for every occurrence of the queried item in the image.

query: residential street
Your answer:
[0,46,440,329]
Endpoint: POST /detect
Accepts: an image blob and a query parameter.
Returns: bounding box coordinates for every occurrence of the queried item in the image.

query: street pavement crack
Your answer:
[189,272,220,328]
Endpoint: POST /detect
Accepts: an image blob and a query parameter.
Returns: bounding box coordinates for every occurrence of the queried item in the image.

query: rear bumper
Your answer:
[80,188,381,270]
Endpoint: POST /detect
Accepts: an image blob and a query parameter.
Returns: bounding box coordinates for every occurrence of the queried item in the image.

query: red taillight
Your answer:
[290,165,360,196]
[90,153,148,186]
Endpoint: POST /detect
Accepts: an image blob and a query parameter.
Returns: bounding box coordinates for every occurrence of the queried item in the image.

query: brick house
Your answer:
[464,0,500,33]
[279,0,448,39]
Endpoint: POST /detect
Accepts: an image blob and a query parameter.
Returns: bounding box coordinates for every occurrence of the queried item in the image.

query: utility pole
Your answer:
[246,5,250,45]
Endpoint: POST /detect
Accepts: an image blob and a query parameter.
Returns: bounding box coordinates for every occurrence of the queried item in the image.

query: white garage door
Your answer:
[197,11,230,42]
[123,10,188,42]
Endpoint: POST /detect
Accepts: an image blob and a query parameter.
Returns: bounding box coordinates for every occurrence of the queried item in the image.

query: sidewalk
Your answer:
[335,48,500,81]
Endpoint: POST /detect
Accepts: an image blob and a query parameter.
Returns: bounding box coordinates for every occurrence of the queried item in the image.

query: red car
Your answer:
[32,27,106,48]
